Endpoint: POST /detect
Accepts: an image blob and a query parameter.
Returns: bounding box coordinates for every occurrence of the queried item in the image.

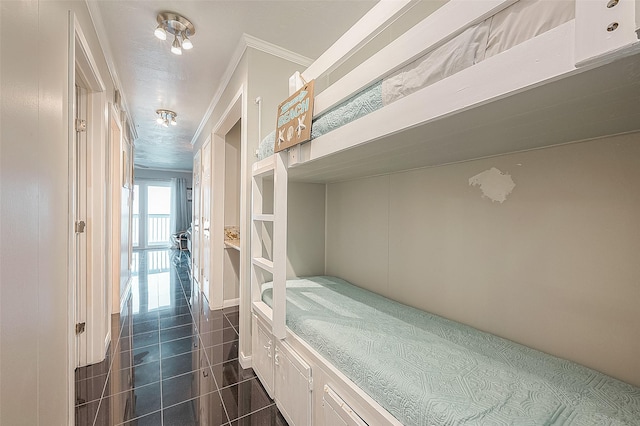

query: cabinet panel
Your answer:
[275,341,312,426]
[322,385,368,426]
[252,315,274,398]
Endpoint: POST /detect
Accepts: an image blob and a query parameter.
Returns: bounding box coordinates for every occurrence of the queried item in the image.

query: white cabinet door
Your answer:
[252,315,274,398]
[322,385,368,426]
[275,341,312,426]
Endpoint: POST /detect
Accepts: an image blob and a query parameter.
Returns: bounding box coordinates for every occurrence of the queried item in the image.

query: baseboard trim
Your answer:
[239,351,252,369]
[104,331,111,354]
[119,275,133,315]
[223,298,240,308]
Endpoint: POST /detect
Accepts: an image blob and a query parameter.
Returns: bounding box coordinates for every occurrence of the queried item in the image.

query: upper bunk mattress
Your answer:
[261,276,640,426]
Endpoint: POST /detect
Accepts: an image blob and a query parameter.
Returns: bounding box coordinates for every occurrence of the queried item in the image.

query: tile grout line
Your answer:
[174,251,233,425]
[229,403,278,424]
[91,288,130,426]
[170,250,231,424]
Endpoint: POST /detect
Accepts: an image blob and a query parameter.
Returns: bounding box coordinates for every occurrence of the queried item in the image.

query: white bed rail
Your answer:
[289,0,416,93]
[294,0,640,117]
[305,0,519,114]
[575,0,639,66]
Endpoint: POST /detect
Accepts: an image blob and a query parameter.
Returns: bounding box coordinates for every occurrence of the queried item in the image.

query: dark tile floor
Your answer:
[75,249,287,426]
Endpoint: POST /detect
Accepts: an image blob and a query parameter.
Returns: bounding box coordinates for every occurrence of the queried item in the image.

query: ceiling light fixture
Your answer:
[154,12,196,55]
[156,109,177,127]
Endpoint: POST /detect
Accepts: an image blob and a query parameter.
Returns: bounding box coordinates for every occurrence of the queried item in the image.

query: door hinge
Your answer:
[75,119,87,133]
[75,322,86,335]
[75,220,86,233]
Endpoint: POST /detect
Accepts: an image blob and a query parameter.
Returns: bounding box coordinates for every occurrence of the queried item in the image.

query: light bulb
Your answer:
[156,116,164,125]
[182,32,193,50]
[154,25,167,41]
[171,36,182,55]
[171,116,177,126]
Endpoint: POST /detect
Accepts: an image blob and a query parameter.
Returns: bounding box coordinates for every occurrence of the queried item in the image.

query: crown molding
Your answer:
[134,166,193,174]
[243,34,313,67]
[84,0,138,141]
[190,34,313,146]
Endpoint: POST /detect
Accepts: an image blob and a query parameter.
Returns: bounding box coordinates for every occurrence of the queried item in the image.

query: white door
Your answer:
[192,149,201,285]
[74,83,89,366]
[201,139,212,301]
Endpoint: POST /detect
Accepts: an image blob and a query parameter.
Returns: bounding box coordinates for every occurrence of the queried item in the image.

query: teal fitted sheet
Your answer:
[310,81,383,140]
[257,131,275,160]
[262,276,640,426]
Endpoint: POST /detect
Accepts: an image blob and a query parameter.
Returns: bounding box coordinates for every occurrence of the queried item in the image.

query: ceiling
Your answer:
[90,0,377,172]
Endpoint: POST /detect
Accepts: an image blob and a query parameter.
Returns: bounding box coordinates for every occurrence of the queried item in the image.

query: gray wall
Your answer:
[326,132,640,386]
[287,183,326,278]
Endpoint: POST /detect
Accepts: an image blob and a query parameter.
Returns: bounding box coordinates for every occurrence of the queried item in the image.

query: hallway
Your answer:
[74,249,286,425]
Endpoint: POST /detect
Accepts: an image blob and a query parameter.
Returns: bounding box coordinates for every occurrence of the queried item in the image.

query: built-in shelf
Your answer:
[252,155,275,177]
[253,214,274,222]
[252,257,274,273]
[224,239,241,251]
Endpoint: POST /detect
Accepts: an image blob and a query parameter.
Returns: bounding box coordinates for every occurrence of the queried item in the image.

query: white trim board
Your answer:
[223,298,240,308]
[244,34,313,68]
[134,166,193,174]
[84,0,138,141]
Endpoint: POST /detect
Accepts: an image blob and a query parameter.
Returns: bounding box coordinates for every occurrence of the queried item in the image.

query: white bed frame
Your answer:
[250,1,640,424]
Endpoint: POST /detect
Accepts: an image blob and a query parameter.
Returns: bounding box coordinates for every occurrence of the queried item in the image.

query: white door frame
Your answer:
[210,89,244,309]
[201,137,213,304]
[108,103,123,316]
[210,87,251,368]
[68,12,108,425]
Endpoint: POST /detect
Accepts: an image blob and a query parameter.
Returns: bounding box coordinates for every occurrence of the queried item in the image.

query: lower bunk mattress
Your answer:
[261,276,640,425]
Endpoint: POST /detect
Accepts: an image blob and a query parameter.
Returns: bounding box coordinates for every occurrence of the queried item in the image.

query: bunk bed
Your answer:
[250,0,640,424]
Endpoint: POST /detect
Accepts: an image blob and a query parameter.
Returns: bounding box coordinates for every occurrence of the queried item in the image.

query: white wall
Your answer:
[326,132,640,386]
[0,1,116,424]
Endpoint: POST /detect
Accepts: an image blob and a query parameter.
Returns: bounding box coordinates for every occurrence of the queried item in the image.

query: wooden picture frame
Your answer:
[274,80,315,152]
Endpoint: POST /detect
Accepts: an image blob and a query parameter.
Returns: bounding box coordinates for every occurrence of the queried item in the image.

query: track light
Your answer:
[154,12,195,55]
[154,25,167,40]
[182,32,193,50]
[156,109,177,127]
[171,35,182,55]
